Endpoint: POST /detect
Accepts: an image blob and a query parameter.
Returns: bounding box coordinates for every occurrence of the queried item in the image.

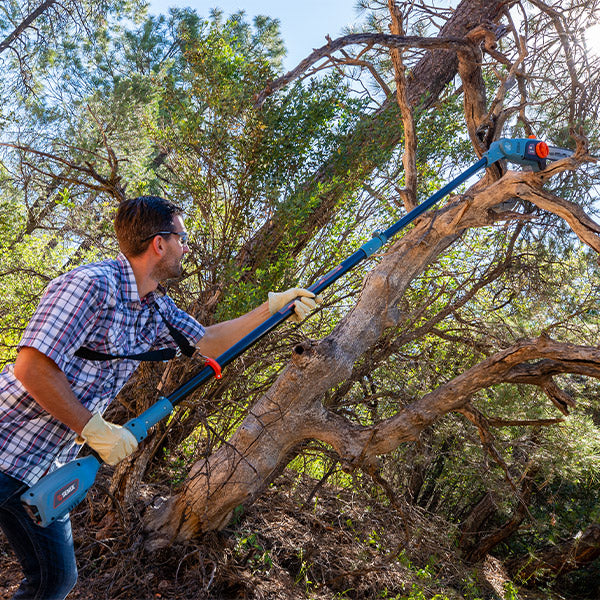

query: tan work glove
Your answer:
[79,413,138,465]
[268,287,321,323]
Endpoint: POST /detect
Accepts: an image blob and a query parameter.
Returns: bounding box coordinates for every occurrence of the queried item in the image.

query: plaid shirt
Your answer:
[0,253,205,486]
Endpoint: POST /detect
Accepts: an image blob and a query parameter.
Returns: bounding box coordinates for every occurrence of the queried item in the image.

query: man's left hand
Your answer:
[268,288,322,323]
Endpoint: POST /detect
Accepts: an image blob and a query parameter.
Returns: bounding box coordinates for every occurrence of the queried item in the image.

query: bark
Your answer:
[459,493,498,552]
[457,24,498,155]
[459,466,540,563]
[388,1,418,211]
[143,152,599,549]
[463,476,535,562]
[235,0,510,281]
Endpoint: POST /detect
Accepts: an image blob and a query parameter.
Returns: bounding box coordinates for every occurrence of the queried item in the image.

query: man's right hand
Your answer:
[79,413,138,465]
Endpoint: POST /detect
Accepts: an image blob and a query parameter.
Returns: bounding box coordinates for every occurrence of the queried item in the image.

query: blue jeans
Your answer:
[0,471,77,600]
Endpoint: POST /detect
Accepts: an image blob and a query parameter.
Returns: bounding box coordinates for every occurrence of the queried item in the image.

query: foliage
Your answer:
[2,0,600,598]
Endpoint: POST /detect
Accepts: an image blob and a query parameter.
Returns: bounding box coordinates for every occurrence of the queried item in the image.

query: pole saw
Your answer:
[21,137,572,527]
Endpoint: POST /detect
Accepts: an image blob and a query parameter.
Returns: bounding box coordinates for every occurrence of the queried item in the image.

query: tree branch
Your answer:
[388,1,418,210]
[253,33,470,108]
[0,0,57,55]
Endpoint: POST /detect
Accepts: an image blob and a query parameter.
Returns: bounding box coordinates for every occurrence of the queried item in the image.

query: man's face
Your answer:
[153,215,190,281]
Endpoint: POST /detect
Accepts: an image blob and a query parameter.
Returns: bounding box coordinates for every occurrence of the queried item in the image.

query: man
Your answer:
[0,195,319,600]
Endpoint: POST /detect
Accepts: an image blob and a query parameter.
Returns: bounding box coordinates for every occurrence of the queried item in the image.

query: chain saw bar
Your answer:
[21,136,573,527]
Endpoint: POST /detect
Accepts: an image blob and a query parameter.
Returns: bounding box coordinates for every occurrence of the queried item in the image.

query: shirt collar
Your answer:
[116,253,164,307]
[116,253,143,305]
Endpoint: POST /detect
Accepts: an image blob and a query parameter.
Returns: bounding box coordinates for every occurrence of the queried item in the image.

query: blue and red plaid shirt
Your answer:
[0,253,205,485]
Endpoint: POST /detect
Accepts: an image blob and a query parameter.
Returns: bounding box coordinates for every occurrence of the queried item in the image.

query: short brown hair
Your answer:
[114,196,183,257]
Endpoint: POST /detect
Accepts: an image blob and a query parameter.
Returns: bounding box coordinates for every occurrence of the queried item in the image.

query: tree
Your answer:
[139,0,600,561]
[2,0,600,591]
[0,0,146,91]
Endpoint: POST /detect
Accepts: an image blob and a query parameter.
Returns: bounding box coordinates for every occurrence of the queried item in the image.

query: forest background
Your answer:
[1,1,600,599]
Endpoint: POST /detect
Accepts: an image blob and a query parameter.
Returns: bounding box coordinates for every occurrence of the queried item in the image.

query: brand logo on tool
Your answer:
[54,479,79,508]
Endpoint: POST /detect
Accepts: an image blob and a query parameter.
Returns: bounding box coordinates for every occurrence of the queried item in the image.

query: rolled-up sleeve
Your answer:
[18,271,103,372]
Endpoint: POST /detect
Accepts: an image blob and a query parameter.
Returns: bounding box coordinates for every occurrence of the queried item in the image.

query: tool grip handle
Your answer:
[124,396,174,442]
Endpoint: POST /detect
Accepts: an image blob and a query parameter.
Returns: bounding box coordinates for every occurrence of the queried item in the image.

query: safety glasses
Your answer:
[143,230,189,245]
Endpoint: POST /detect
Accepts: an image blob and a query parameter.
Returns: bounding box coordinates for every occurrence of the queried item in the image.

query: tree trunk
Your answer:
[234,0,509,281]
[458,493,498,555]
[143,159,600,548]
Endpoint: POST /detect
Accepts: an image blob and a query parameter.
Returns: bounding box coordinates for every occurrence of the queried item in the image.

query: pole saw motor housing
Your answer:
[21,455,101,525]
[485,138,550,170]
[21,396,174,526]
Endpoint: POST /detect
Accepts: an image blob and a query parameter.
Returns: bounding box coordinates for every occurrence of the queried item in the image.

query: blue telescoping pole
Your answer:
[166,155,490,407]
[22,140,550,526]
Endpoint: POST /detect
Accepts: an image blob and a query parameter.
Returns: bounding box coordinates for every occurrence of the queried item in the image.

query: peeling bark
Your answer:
[388,0,418,210]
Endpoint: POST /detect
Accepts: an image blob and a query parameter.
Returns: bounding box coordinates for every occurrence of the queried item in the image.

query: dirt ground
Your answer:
[0,474,593,600]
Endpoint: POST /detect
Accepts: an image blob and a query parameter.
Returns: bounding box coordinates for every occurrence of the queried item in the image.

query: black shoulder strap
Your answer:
[74,304,196,362]
[154,305,196,358]
[74,346,178,362]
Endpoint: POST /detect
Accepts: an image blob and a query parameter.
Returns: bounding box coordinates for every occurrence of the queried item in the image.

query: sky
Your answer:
[147,0,363,71]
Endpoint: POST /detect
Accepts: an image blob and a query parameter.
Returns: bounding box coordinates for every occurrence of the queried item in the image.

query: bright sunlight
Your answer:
[585,22,600,56]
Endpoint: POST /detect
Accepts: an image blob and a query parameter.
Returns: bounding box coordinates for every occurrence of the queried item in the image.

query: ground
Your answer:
[0,472,594,600]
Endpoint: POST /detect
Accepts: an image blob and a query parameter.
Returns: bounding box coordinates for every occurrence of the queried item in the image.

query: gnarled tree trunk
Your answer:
[144,156,600,548]
[141,0,600,553]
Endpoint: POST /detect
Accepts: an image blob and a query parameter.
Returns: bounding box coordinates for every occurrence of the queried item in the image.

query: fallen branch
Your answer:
[509,523,600,581]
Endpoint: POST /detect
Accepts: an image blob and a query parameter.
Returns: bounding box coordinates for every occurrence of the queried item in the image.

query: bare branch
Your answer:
[388,1,417,210]
[518,177,600,254]
[0,140,126,201]
[346,335,600,460]
[253,32,470,108]
[458,403,517,491]
[527,0,589,127]
[487,416,565,427]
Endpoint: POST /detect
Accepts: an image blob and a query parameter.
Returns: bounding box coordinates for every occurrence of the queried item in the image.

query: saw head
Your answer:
[485,138,574,171]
